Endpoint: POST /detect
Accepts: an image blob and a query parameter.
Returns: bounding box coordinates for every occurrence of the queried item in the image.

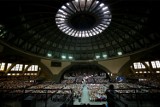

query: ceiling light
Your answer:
[118,51,122,56]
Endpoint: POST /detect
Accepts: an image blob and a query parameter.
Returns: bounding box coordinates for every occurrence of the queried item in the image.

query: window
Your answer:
[156,61,160,68]
[11,64,23,71]
[0,62,5,71]
[28,65,39,71]
[133,62,146,69]
[151,60,160,68]
[7,63,12,69]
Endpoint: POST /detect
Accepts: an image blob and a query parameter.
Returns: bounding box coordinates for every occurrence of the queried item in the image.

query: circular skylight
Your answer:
[55,0,112,37]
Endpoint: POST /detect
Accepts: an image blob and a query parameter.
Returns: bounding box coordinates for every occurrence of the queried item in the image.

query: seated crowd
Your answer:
[0,71,160,103]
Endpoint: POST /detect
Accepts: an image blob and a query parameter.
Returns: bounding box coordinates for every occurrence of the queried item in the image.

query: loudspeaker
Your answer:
[51,61,61,67]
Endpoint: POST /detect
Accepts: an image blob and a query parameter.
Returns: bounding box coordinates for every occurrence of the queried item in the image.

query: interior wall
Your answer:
[41,59,71,82]
[41,59,71,74]
[98,56,130,74]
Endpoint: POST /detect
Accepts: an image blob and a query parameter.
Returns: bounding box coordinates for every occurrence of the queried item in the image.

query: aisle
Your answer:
[81,85,90,104]
[73,84,107,105]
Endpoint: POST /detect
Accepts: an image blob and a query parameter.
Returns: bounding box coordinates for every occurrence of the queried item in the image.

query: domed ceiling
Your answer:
[0,0,160,61]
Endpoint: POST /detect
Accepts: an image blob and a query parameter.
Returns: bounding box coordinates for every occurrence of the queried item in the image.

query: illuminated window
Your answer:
[11,64,23,71]
[156,71,160,73]
[151,61,156,68]
[133,62,146,69]
[156,60,160,68]
[151,60,160,68]
[28,65,39,71]
[133,63,138,69]
[7,63,12,69]
[0,62,5,71]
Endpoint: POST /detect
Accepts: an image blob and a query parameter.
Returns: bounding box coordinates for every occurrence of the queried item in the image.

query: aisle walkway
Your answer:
[81,85,90,104]
[73,84,106,105]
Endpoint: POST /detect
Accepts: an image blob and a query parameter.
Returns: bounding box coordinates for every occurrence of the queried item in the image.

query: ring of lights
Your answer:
[55,0,112,37]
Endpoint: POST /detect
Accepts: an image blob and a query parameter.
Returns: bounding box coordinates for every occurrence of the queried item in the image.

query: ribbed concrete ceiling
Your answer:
[0,0,160,61]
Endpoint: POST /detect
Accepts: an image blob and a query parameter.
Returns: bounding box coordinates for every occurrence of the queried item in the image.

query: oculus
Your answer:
[55,0,112,37]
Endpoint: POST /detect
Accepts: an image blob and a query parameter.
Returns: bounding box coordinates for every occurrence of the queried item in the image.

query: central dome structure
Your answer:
[0,0,158,61]
[55,0,112,37]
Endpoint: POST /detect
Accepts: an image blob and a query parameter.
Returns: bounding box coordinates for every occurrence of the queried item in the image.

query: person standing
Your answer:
[105,84,115,107]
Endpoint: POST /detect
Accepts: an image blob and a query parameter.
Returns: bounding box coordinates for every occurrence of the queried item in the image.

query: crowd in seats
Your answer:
[127,74,160,88]
[0,81,34,90]
[0,81,73,101]
[137,78,160,88]
[0,73,160,103]
[87,84,107,101]
[61,70,109,84]
[61,79,75,84]
[0,76,37,81]
[94,78,109,84]
[63,84,83,99]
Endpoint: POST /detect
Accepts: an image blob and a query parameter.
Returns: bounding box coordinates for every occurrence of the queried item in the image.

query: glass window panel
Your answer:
[0,62,5,71]
[151,61,156,68]
[86,0,93,10]
[35,65,38,71]
[133,63,138,69]
[80,0,85,10]
[137,63,141,69]
[156,60,160,68]
[7,63,12,69]
[28,65,39,71]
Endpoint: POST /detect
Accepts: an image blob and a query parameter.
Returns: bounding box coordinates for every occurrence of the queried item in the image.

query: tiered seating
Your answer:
[87,84,107,101]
